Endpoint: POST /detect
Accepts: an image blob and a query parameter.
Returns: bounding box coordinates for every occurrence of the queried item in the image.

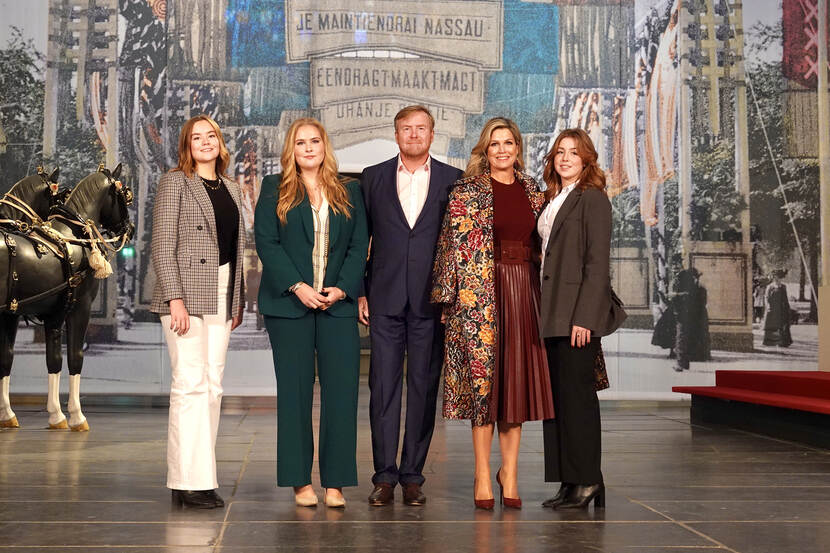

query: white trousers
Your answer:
[162,263,232,491]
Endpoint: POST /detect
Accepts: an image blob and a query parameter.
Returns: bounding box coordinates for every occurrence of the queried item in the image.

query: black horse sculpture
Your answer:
[0,167,64,230]
[0,164,133,430]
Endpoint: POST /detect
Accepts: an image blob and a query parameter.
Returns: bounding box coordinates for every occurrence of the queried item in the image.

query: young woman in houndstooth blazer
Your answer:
[150,115,245,509]
[255,118,368,508]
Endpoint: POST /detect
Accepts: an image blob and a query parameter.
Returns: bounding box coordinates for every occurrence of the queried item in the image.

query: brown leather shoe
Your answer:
[402,483,426,506]
[368,483,394,506]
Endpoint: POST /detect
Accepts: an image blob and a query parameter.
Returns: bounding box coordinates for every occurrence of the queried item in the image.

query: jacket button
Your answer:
[543,275,550,280]
[197,225,203,230]
[200,259,206,264]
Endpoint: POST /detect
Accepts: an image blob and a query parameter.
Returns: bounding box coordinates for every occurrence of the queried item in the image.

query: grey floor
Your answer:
[1,384,829,552]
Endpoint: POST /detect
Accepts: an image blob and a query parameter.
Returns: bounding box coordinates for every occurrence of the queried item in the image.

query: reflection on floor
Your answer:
[1,384,829,552]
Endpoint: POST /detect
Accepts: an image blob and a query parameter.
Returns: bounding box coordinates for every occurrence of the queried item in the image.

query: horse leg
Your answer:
[44,319,67,429]
[0,313,20,427]
[65,302,91,432]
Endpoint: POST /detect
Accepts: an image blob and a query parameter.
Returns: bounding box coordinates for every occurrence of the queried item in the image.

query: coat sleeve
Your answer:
[572,190,612,332]
[254,175,304,294]
[335,180,369,301]
[151,171,184,304]
[359,167,372,298]
[431,187,460,304]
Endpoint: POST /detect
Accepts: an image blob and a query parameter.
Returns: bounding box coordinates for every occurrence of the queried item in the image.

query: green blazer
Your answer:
[254,174,369,318]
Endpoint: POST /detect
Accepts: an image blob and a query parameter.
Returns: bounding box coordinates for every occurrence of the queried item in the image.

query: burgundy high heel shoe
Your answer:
[496,468,522,509]
[473,479,495,510]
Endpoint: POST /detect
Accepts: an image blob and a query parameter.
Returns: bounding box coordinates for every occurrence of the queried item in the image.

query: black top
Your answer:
[201,176,239,266]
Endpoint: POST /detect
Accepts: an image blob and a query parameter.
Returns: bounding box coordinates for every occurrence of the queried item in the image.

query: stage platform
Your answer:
[1,384,829,552]
[674,371,830,448]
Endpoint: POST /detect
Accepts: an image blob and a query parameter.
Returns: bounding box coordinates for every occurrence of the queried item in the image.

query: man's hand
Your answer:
[358,296,370,325]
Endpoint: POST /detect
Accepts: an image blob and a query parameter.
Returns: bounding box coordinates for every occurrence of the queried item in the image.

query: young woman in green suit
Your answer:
[254,118,369,508]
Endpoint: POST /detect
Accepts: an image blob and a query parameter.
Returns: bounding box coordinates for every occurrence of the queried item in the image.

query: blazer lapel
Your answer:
[411,158,443,228]
[386,159,410,228]
[299,196,314,244]
[328,202,341,246]
[548,187,583,241]
[185,174,218,243]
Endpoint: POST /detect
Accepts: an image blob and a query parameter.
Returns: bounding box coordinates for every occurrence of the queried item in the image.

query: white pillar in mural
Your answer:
[817,0,830,371]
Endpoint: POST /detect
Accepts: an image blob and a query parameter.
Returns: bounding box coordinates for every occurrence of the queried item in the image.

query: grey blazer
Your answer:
[150,170,245,316]
[539,186,613,338]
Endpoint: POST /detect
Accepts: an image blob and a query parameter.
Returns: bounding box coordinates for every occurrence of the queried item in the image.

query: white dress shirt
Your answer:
[397,155,431,228]
[537,181,578,280]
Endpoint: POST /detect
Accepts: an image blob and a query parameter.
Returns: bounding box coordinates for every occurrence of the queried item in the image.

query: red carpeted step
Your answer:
[713,370,830,399]
[672,385,830,415]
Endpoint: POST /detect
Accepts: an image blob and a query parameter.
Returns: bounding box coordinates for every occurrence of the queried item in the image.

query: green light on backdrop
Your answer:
[120,246,135,258]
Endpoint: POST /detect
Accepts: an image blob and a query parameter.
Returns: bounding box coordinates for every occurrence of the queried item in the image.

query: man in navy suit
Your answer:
[359,106,463,506]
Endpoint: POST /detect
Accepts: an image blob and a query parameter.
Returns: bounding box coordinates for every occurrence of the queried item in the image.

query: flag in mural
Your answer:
[782,0,830,89]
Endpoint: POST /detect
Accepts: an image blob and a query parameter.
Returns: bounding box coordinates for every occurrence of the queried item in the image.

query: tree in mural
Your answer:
[746,22,820,322]
[0,28,45,188]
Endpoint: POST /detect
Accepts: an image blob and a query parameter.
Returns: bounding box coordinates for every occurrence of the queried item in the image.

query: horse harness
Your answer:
[0,188,132,318]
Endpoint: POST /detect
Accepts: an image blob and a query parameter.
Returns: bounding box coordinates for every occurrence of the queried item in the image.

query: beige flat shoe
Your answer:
[294,489,318,507]
[325,489,345,508]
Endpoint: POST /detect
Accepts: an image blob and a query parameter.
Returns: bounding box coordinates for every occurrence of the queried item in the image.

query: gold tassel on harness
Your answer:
[88,244,112,279]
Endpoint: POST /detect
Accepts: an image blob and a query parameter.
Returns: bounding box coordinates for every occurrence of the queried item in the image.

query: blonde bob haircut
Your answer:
[276,117,352,224]
[464,117,524,178]
[173,115,230,178]
[542,128,606,200]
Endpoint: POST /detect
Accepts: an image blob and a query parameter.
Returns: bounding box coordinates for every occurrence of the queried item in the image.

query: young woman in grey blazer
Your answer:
[150,115,245,509]
[537,128,613,510]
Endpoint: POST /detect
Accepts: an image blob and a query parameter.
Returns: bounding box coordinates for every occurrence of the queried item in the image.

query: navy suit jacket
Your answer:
[361,156,463,318]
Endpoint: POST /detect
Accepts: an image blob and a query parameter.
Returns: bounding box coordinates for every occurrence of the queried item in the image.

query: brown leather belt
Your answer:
[494,240,531,263]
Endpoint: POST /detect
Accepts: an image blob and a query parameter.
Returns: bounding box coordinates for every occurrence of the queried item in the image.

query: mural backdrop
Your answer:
[0,0,822,398]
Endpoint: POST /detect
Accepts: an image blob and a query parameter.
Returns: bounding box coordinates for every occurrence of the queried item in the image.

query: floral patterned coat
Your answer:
[431,170,545,425]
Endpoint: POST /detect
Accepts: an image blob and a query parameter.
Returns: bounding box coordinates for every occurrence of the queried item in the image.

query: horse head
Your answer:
[0,166,62,223]
[61,163,134,241]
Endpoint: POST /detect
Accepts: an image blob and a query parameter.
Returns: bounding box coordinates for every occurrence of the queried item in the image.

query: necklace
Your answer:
[201,176,221,191]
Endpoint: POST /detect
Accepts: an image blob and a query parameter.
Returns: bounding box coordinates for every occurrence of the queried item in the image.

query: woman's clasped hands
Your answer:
[293,283,346,311]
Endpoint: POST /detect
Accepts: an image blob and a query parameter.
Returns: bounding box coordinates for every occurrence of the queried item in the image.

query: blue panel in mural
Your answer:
[227,0,288,67]
[502,0,558,75]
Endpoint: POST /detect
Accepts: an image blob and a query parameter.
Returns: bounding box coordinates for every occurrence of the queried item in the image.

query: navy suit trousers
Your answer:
[369,307,444,486]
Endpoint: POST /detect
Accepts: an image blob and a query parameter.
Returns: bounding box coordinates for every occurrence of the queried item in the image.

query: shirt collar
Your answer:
[397,155,431,174]
[560,181,578,196]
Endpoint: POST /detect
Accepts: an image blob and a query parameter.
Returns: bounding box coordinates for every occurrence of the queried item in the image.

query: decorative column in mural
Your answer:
[43,0,121,341]
[677,0,753,351]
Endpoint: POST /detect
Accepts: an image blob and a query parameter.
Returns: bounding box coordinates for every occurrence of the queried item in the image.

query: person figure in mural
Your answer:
[255,118,368,508]
[752,277,766,324]
[359,105,463,507]
[537,129,614,510]
[671,267,711,372]
[150,115,246,509]
[762,269,793,347]
[432,117,554,510]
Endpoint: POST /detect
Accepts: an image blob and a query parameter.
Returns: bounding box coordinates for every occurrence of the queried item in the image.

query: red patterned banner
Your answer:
[783,0,830,88]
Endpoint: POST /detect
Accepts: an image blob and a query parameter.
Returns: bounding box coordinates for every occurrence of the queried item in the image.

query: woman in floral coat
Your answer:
[431,117,554,509]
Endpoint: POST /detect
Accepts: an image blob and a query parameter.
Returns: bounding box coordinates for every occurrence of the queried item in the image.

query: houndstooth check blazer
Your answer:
[150,169,245,316]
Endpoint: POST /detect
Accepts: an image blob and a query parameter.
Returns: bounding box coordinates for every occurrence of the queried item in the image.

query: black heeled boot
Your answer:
[542,483,573,508]
[171,489,221,509]
[554,483,605,509]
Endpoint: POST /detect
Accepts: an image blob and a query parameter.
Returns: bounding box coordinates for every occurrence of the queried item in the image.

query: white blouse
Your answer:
[537,181,578,280]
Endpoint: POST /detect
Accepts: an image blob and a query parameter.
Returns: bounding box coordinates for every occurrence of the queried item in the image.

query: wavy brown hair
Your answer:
[276,118,351,224]
[542,128,606,200]
[173,115,230,178]
[464,117,524,178]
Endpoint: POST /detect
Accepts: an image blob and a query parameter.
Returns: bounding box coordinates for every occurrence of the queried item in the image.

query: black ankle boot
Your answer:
[204,489,225,508]
[542,483,573,508]
[554,483,605,509]
[171,489,220,509]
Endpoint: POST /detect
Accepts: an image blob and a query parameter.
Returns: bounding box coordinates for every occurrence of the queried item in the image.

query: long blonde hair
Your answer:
[276,118,352,224]
[542,128,606,200]
[464,117,524,177]
[173,115,230,178]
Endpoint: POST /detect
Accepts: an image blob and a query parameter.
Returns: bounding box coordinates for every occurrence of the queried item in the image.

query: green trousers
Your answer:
[264,312,360,488]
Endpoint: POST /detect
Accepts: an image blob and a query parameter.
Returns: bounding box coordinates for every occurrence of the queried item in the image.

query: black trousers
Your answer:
[543,336,602,485]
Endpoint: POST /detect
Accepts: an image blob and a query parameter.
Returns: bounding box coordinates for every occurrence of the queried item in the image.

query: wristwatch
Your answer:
[288,281,304,294]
